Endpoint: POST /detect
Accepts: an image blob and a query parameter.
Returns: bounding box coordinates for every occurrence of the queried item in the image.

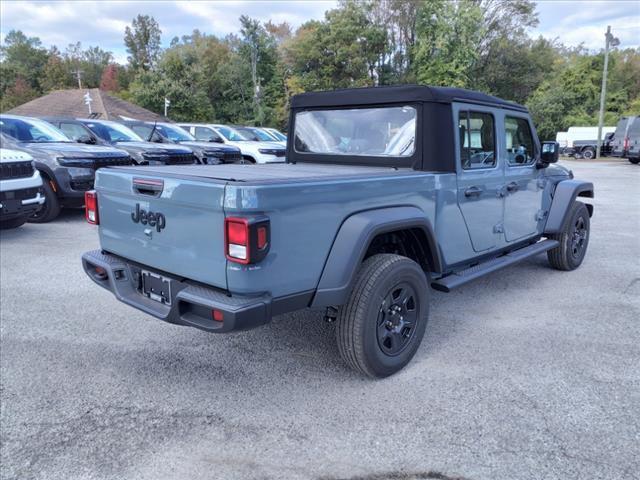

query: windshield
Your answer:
[237,127,275,142]
[266,128,287,141]
[252,128,278,142]
[83,121,143,142]
[294,106,416,156]
[157,124,194,142]
[0,117,71,143]
[216,125,250,141]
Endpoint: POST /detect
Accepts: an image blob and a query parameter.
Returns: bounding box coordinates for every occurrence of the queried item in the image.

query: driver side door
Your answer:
[503,115,544,242]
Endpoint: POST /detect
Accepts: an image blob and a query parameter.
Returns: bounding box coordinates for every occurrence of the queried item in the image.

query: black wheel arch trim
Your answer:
[311,206,442,308]
[544,179,594,234]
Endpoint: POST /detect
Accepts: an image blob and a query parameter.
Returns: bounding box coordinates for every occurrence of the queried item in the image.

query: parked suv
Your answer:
[0,148,44,229]
[611,116,640,164]
[178,123,285,164]
[44,118,197,166]
[0,115,131,222]
[83,85,594,378]
[120,121,242,164]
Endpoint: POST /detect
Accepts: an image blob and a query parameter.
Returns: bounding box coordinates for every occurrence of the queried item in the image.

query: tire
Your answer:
[336,254,429,378]
[28,179,60,223]
[0,216,27,229]
[582,147,595,160]
[629,158,640,165]
[238,156,255,164]
[547,201,590,271]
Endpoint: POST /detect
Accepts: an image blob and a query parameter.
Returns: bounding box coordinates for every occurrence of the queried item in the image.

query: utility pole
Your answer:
[596,26,620,159]
[71,69,84,89]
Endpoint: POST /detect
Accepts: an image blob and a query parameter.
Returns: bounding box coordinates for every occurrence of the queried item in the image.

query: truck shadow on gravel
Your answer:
[112,257,560,384]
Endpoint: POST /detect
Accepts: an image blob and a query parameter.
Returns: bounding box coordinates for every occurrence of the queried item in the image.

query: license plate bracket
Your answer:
[141,270,172,305]
[1,199,21,214]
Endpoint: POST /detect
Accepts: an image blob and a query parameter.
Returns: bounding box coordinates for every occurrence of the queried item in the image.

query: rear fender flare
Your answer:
[311,206,442,308]
[544,180,594,234]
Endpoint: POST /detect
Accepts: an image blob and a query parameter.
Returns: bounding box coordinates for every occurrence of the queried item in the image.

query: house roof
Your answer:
[291,84,528,112]
[4,89,167,121]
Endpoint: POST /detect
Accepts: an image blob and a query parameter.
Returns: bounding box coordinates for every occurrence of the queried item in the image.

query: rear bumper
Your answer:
[82,250,272,333]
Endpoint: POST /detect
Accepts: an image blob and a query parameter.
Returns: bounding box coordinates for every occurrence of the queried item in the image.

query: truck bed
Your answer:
[104,162,416,184]
[94,162,440,297]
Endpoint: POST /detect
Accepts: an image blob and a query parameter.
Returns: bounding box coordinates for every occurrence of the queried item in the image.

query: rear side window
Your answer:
[628,118,640,136]
[505,116,535,165]
[458,111,496,169]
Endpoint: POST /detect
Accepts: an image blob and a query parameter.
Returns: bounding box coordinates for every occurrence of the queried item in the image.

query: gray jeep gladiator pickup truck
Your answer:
[82,85,594,378]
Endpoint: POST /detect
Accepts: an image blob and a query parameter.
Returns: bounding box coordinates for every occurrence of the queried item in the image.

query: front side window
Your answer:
[294,106,416,157]
[194,127,222,142]
[505,116,535,165]
[250,128,276,142]
[458,111,496,169]
[60,122,91,141]
[84,121,142,142]
[157,125,194,142]
[216,126,249,141]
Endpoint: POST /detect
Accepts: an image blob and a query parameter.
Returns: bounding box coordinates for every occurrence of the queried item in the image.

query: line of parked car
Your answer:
[0,113,287,227]
[557,115,640,161]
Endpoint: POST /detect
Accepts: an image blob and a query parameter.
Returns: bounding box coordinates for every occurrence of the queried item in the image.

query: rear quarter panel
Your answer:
[224,173,445,298]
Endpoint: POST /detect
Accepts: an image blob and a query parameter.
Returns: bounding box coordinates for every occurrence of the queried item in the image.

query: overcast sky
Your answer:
[0,0,638,64]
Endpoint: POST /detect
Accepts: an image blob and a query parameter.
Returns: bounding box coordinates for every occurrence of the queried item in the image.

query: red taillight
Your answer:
[224,216,270,264]
[85,190,99,225]
[225,217,250,264]
[212,309,224,322]
[624,136,630,150]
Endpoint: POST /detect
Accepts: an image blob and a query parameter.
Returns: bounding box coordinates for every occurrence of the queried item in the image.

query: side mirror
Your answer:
[76,135,95,144]
[538,141,559,168]
[210,137,224,143]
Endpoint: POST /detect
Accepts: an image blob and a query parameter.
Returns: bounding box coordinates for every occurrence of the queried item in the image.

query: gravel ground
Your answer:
[1,159,639,480]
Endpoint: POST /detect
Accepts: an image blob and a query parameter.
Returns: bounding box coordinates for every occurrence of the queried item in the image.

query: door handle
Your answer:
[464,186,483,197]
[506,181,519,193]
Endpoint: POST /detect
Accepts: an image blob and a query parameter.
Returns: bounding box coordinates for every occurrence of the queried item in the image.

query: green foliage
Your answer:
[124,14,162,72]
[413,0,484,87]
[0,30,49,92]
[528,48,640,139]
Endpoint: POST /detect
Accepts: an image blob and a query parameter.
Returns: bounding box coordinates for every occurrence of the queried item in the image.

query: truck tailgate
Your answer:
[95,168,227,290]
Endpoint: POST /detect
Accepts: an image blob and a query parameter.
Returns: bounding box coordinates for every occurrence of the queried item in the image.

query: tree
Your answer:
[42,48,73,91]
[412,0,484,87]
[284,1,386,92]
[124,15,162,71]
[0,76,38,111]
[0,30,49,92]
[100,64,120,91]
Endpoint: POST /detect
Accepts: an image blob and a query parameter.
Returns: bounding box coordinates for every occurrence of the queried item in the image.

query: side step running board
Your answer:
[431,239,559,292]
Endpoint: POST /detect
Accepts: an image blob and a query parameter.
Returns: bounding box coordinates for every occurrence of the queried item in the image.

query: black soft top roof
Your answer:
[291,84,527,112]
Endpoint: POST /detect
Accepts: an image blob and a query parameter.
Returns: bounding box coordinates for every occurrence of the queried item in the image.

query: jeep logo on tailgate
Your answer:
[131,203,166,232]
